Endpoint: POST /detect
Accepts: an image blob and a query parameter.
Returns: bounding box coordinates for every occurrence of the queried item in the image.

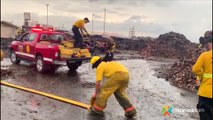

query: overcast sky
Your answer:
[1,0,212,42]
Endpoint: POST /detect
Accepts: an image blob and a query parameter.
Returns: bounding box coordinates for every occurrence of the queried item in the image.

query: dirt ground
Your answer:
[1,57,199,120]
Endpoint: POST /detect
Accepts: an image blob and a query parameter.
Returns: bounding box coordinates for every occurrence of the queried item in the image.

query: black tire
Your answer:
[10,50,21,64]
[67,61,82,71]
[36,56,45,73]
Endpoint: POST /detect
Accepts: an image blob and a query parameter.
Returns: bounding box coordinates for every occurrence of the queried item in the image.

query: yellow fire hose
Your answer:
[1,81,90,110]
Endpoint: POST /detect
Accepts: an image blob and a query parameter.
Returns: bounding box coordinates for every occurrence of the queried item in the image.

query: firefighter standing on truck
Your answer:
[192,33,212,120]
[89,56,137,118]
[72,18,90,48]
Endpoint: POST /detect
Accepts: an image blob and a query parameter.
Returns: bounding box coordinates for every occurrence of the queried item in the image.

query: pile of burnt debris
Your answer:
[162,31,211,91]
[107,31,211,91]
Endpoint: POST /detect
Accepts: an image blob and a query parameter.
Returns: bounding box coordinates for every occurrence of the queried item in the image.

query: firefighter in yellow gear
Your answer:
[72,18,90,48]
[1,50,4,61]
[192,34,212,120]
[16,27,22,36]
[89,56,137,117]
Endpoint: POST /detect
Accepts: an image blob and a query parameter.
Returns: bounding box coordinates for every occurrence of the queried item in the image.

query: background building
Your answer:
[1,21,19,39]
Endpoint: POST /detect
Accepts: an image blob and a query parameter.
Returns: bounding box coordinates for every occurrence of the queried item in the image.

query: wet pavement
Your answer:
[1,58,199,120]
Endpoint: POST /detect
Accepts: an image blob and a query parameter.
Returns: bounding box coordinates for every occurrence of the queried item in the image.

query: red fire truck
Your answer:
[10,26,91,73]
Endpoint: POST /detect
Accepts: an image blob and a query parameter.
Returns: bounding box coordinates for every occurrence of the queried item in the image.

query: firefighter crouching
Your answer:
[89,56,137,118]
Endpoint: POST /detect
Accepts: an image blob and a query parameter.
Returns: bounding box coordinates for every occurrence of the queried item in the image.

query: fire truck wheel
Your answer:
[67,61,81,71]
[36,56,45,73]
[10,50,21,64]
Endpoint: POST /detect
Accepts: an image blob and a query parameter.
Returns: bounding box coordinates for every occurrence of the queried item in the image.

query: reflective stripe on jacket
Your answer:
[203,73,212,78]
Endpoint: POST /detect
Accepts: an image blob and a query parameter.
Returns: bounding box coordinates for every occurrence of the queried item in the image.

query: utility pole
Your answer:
[129,26,135,38]
[132,26,135,37]
[129,28,131,38]
[92,14,94,34]
[103,8,106,35]
[46,4,49,27]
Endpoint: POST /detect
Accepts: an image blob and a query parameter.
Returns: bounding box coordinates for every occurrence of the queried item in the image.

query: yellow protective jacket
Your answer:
[110,42,116,52]
[192,50,212,98]
[73,19,85,29]
[96,61,129,81]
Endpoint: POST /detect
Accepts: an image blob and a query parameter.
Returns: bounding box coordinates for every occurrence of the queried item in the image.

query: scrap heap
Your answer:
[164,31,211,91]
[139,32,194,59]
[137,31,212,91]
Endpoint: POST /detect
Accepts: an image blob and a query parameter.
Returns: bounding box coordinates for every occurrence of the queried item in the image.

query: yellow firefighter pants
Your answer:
[93,72,137,115]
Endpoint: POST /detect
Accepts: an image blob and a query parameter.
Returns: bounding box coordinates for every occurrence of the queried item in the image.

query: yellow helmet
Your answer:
[90,56,101,65]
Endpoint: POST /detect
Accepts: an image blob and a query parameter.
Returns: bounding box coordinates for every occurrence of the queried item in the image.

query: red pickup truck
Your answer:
[10,27,91,73]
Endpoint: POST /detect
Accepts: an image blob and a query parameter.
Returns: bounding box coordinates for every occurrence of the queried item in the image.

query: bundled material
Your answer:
[80,49,91,58]
[59,45,74,58]
[60,41,74,48]
[59,41,91,59]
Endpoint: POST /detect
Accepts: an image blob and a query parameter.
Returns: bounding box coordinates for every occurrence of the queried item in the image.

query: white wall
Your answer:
[1,23,17,38]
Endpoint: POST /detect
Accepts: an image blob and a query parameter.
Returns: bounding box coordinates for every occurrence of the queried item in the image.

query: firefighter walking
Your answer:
[192,34,212,120]
[89,56,137,117]
[72,18,90,48]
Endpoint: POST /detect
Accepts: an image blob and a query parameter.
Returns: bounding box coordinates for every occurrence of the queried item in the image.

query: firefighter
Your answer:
[72,18,90,48]
[15,27,22,38]
[1,50,4,61]
[192,35,212,120]
[89,56,137,117]
[103,38,116,62]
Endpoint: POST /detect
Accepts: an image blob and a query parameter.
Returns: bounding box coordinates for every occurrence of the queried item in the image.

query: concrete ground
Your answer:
[1,58,199,120]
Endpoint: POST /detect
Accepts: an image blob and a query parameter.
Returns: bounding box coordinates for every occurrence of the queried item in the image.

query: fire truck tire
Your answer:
[36,56,45,73]
[10,50,21,64]
[67,61,82,71]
